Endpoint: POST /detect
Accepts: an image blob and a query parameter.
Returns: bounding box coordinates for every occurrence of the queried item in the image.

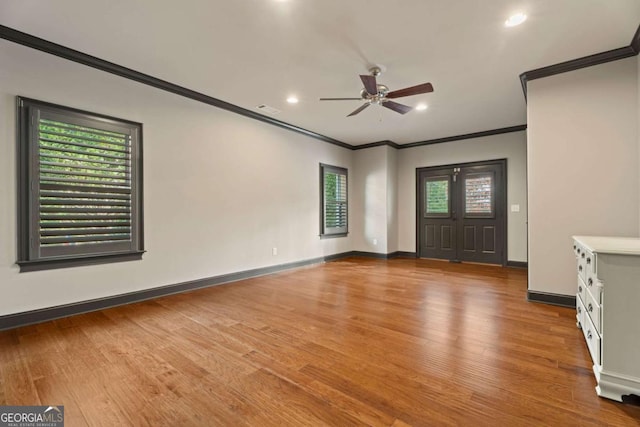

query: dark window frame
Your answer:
[320,163,348,238]
[16,97,145,272]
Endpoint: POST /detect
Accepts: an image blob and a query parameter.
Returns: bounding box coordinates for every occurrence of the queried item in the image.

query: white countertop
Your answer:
[573,235,640,255]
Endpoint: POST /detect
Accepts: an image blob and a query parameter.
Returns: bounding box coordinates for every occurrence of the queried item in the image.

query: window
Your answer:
[425,176,450,216]
[17,97,144,271]
[320,164,348,237]
[464,173,494,217]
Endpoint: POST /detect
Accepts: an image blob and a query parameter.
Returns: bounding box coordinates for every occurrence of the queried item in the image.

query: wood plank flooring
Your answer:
[1,257,640,426]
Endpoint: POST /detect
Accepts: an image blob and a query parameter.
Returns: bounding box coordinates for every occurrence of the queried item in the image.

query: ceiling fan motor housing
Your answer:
[360,84,389,102]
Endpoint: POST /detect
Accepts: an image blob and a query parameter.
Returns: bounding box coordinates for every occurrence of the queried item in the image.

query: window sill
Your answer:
[320,233,348,240]
[17,250,145,272]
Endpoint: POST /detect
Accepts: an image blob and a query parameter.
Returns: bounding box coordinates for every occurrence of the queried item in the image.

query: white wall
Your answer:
[351,145,399,254]
[396,131,528,262]
[0,41,354,316]
[527,57,639,296]
[386,147,399,253]
[352,146,390,253]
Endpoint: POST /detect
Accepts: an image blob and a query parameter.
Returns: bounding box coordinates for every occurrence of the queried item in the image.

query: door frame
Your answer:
[415,158,508,266]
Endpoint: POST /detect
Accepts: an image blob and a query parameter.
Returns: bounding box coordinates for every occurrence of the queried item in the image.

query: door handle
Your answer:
[452,211,457,221]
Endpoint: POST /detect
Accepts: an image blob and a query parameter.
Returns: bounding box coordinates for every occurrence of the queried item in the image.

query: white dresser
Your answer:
[573,235,640,402]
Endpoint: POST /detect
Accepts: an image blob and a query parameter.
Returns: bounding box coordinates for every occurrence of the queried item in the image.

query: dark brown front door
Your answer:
[417,159,506,265]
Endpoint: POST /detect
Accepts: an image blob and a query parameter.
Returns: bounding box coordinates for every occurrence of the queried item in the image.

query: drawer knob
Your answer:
[579,265,583,272]
[573,245,576,250]
[578,306,582,314]
[586,258,591,264]
[581,252,585,258]
[578,285,583,293]
[587,330,592,340]
[577,249,581,254]
[588,303,593,312]
[588,278,593,286]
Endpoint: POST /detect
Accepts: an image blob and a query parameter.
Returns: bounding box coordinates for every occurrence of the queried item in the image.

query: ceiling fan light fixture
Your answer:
[505,13,527,27]
[416,103,428,111]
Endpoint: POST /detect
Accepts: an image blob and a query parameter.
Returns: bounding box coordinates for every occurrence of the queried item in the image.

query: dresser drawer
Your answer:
[585,287,601,334]
[582,309,601,366]
[577,275,587,305]
[577,250,587,282]
[576,294,585,329]
[585,268,603,305]
[573,241,581,257]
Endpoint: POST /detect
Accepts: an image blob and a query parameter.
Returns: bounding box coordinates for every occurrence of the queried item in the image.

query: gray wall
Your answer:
[527,57,639,296]
[0,41,354,316]
[396,132,528,262]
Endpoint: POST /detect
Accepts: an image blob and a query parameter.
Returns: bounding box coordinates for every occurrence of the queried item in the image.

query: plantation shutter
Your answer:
[29,105,142,260]
[322,165,348,235]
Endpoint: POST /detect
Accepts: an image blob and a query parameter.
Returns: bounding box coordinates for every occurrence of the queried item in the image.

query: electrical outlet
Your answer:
[373,238,378,246]
[272,247,278,256]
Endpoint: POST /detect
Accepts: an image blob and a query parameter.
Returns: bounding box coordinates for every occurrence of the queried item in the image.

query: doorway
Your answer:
[416,159,507,265]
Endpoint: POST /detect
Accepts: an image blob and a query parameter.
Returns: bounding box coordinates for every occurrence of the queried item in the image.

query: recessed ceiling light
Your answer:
[505,13,527,27]
[416,103,428,111]
[286,96,299,104]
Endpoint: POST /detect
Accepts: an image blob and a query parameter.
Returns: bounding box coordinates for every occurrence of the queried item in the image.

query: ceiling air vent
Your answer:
[256,104,281,115]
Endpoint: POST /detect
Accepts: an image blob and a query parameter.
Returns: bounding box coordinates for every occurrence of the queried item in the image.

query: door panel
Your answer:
[418,168,456,260]
[417,160,506,265]
[425,224,436,249]
[463,226,476,252]
[440,225,454,250]
[483,226,496,253]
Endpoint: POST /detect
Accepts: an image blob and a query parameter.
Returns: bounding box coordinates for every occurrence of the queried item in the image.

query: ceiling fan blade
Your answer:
[347,103,371,117]
[319,98,363,101]
[386,82,434,99]
[360,75,378,96]
[382,100,412,115]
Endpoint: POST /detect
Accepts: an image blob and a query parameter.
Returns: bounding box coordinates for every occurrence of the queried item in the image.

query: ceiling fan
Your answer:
[319,67,434,117]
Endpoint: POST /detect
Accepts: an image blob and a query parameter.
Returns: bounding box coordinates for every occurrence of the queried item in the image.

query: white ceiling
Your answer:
[1,1,639,146]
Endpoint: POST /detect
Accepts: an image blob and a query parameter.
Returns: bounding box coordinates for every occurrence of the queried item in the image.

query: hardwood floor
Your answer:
[1,257,639,426]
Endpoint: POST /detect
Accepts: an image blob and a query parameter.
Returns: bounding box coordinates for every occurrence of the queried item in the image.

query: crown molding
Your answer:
[352,140,401,150]
[398,125,527,149]
[0,24,526,152]
[5,22,637,150]
[631,22,640,54]
[0,25,351,150]
[520,23,640,99]
[351,124,528,150]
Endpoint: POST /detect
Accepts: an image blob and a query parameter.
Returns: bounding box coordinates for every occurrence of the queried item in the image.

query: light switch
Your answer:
[510,204,520,213]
